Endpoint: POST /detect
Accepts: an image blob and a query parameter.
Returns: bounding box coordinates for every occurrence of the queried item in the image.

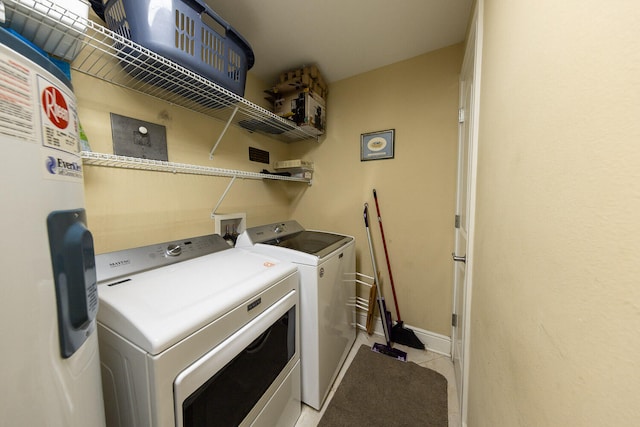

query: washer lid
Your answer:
[263,231,352,258]
[236,220,353,258]
[96,248,296,355]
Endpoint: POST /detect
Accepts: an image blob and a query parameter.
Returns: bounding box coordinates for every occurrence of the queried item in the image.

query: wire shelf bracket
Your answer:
[209,106,238,159]
[210,175,237,218]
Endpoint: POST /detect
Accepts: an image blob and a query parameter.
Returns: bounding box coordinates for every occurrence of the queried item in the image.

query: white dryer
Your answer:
[236,221,356,410]
[95,234,301,427]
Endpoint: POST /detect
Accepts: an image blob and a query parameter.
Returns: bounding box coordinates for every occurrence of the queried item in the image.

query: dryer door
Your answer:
[174,291,297,427]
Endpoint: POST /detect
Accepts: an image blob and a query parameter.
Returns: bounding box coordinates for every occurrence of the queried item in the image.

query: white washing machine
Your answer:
[236,221,356,410]
[95,234,301,427]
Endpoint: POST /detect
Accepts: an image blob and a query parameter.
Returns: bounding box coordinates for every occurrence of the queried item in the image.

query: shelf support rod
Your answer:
[211,175,238,217]
[209,106,239,159]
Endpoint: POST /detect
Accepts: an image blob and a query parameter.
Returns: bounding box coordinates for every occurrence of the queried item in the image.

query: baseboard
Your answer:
[356,312,451,357]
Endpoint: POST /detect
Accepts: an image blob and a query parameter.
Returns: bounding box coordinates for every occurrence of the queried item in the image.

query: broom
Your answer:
[373,189,425,350]
[364,204,407,361]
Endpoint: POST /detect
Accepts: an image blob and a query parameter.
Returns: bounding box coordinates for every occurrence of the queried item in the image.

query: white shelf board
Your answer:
[81,151,311,183]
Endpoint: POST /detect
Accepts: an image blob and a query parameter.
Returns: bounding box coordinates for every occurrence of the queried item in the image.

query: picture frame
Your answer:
[361,129,395,161]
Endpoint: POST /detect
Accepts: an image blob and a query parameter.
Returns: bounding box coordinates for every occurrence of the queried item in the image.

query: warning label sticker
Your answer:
[0,54,37,143]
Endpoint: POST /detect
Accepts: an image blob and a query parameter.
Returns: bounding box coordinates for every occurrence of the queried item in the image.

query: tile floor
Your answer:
[294,331,461,426]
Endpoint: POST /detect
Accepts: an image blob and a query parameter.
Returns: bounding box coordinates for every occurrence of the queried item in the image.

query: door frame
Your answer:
[451,1,483,426]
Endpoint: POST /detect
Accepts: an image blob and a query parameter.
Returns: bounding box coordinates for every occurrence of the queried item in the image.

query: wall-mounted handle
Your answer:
[452,252,466,263]
[47,209,98,358]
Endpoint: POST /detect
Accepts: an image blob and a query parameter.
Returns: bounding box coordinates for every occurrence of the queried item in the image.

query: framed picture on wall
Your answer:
[361,129,395,161]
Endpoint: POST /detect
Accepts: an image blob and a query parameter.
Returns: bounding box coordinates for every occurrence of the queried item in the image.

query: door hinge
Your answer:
[458,108,465,124]
[452,313,458,327]
[455,214,461,229]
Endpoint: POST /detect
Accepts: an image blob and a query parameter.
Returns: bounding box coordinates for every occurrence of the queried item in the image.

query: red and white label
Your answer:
[37,76,79,156]
[41,86,69,130]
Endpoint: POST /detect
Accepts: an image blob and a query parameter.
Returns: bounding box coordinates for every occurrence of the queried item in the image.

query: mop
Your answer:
[364,204,407,362]
[373,189,425,350]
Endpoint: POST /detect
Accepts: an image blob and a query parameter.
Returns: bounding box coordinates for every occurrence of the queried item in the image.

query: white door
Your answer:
[451,75,472,415]
[451,2,482,425]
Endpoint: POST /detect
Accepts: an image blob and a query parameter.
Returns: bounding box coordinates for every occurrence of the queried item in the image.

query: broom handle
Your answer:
[364,204,392,345]
[373,189,402,321]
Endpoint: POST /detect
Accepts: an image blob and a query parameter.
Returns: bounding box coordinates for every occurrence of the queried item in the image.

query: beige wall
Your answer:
[75,43,463,336]
[468,1,640,426]
[75,72,299,253]
[290,44,463,336]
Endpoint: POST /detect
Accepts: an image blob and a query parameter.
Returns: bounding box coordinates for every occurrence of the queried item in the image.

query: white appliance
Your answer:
[0,27,106,426]
[236,220,356,410]
[95,234,301,427]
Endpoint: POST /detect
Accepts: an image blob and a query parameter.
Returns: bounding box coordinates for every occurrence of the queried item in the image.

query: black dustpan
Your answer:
[392,321,425,350]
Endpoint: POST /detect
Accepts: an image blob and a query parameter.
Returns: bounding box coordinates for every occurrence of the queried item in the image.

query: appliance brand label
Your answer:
[109,259,131,268]
[247,298,261,312]
[34,75,83,183]
[45,154,83,179]
[41,86,69,130]
[37,75,79,155]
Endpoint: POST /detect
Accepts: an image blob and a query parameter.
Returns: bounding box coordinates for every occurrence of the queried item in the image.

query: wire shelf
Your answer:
[81,151,311,183]
[3,0,319,143]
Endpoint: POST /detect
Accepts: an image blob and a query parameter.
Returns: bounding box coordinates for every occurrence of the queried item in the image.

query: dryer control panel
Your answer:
[237,220,305,245]
[95,234,230,283]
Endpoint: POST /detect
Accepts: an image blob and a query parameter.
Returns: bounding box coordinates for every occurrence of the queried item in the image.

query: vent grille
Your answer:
[249,147,270,164]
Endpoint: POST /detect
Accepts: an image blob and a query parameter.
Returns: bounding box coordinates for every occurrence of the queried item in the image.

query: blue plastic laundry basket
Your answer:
[103,0,254,97]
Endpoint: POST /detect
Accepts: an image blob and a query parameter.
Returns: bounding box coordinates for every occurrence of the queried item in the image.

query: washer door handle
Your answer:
[452,252,466,263]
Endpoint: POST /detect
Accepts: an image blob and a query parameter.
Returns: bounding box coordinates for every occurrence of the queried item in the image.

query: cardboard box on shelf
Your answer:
[273,90,326,135]
[274,159,314,170]
[273,64,328,99]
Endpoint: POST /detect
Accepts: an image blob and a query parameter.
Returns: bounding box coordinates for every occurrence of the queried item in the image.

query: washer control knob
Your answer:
[274,223,286,234]
[166,244,182,257]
